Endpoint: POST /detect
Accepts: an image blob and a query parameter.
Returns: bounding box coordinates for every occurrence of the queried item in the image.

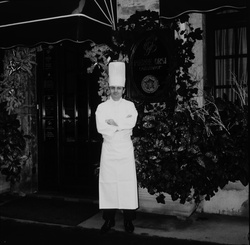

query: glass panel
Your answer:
[43,75,54,90]
[216,88,236,101]
[63,119,75,142]
[43,119,56,141]
[43,95,55,117]
[63,95,75,118]
[214,26,247,104]
[65,73,76,93]
[238,57,248,80]
[238,27,247,54]
[77,119,88,141]
[215,28,235,56]
[215,58,235,86]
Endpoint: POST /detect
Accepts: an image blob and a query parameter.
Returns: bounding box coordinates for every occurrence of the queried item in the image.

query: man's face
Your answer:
[109,86,125,101]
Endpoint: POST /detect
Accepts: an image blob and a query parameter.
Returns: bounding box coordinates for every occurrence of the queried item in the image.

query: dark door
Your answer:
[37,42,102,197]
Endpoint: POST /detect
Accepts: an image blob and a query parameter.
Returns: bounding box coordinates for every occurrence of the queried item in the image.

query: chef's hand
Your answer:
[105,119,118,126]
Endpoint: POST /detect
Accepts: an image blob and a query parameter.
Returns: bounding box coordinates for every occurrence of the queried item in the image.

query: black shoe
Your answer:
[101,220,115,233]
[124,220,134,233]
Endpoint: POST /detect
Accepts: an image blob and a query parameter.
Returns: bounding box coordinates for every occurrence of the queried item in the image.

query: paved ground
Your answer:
[0,217,238,245]
[79,210,249,245]
[0,193,249,245]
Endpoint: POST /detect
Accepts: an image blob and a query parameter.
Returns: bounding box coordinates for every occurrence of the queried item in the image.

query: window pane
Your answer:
[215,87,238,101]
[208,10,247,105]
[215,58,235,86]
[215,28,235,56]
[238,57,248,80]
[63,95,75,118]
[63,119,75,142]
[238,27,247,54]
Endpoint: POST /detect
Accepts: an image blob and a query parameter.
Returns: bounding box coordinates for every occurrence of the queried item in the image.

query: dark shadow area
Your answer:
[0,218,221,245]
[0,195,99,226]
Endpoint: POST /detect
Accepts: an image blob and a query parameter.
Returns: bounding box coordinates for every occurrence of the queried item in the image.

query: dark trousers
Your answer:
[102,209,136,221]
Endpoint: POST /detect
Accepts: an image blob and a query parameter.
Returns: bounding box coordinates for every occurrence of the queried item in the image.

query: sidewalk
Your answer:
[1,193,249,245]
[79,209,249,245]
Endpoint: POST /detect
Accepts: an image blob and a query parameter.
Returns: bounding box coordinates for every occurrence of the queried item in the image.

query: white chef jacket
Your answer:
[95,97,138,209]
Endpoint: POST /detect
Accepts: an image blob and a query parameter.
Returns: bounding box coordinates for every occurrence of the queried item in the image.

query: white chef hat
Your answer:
[108,61,126,87]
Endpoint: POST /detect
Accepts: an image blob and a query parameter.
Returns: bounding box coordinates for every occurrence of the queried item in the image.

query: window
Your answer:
[206,9,248,104]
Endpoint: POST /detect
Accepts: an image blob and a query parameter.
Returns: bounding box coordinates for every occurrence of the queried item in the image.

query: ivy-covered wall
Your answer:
[0,48,38,194]
[14,71,38,195]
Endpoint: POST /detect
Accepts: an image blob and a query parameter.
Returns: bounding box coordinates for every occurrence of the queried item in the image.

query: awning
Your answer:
[0,0,247,49]
[0,0,115,49]
[159,0,247,19]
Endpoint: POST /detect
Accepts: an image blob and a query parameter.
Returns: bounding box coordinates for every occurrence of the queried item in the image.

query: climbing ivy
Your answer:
[0,47,36,114]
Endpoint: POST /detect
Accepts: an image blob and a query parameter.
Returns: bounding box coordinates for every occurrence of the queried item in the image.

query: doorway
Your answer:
[37,41,102,197]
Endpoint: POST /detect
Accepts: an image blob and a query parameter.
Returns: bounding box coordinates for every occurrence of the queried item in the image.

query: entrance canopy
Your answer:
[0,0,115,49]
[0,0,247,49]
[159,0,247,19]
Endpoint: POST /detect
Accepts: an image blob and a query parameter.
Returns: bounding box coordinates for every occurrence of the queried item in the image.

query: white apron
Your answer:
[95,98,138,209]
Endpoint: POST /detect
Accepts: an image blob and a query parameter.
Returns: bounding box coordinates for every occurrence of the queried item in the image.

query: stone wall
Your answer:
[199,182,249,217]
[117,0,159,20]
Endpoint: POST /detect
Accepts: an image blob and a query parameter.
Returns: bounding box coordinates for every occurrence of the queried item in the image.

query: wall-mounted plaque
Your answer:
[128,29,175,103]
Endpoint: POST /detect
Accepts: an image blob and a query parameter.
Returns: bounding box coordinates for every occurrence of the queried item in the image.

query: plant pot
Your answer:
[138,187,197,219]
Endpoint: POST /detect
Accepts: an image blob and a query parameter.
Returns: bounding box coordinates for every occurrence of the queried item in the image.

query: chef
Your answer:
[95,61,138,233]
